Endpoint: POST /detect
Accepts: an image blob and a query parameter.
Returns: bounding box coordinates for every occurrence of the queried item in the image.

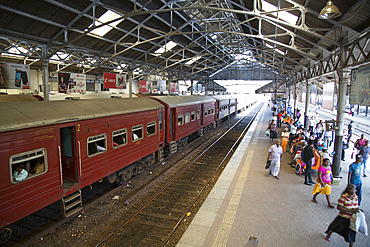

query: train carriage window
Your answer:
[208,108,211,115]
[88,134,106,157]
[10,148,48,183]
[191,111,195,121]
[205,110,208,117]
[159,112,163,130]
[132,125,143,141]
[113,129,127,148]
[185,113,190,124]
[178,115,184,125]
[147,121,156,136]
[212,107,214,114]
[197,110,200,119]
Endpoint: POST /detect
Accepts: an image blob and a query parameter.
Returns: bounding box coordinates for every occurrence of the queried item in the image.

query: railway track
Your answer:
[94,103,263,247]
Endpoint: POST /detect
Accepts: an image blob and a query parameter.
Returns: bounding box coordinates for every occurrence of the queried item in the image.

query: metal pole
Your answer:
[293,81,297,118]
[304,78,311,128]
[42,59,49,101]
[332,38,346,178]
[191,79,193,95]
[128,62,133,98]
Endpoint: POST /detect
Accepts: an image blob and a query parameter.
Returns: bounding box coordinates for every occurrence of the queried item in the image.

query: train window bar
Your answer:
[178,115,184,125]
[147,121,156,136]
[185,113,190,124]
[132,125,143,142]
[10,148,48,183]
[113,128,127,148]
[87,134,107,157]
[191,111,195,121]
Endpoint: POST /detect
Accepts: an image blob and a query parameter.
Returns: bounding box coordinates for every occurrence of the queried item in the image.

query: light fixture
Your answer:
[318,1,342,19]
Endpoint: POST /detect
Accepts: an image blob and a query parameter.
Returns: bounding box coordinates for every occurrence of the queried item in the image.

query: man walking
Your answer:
[347,121,353,144]
[267,140,283,179]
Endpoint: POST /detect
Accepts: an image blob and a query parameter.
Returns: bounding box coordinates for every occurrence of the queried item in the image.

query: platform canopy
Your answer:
[0,0,369,93]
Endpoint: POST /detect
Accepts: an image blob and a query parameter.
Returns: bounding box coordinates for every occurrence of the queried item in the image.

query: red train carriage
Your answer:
[150,95,216,153]
[0,98,165,229]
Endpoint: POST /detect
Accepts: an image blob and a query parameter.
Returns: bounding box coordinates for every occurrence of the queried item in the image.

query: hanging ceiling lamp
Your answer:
[318,0,342,19]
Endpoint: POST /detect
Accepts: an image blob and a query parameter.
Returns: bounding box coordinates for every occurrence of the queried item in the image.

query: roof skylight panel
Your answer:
[89,10,123,37]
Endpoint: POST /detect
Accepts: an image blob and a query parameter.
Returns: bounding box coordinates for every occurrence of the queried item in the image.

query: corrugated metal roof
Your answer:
[150,95,216,108]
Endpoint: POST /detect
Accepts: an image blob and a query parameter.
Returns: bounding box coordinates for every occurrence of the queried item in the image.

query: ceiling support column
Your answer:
[333,40,346,178]
[128,62,133,98]
[191,79,193,95]
[42,45,49,101]
[42,59,49,101]
[294,81,297,119]
[304,78,311,129]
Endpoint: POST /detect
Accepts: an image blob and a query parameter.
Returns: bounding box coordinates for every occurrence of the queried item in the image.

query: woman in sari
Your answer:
[281,128,289,152]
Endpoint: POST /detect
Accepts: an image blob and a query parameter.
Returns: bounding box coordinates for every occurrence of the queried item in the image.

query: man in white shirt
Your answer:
[13,164,28,182]
[267,140,283,179]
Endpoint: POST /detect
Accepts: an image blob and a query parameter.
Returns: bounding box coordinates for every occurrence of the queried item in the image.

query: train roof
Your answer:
[211,95,233,101]
[0,97,164,132]
[150,95,215,108]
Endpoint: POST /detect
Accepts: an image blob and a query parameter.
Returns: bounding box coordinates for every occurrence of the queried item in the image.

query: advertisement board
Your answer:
[103,72,126,89]
[0,62,30,89]
[350,64,370,106]
[157,80,166,92]
[322,82,334,111]
[68,73,86,93]
[311,85,317,105]
[139,80,148,93]
[171,82,179,93]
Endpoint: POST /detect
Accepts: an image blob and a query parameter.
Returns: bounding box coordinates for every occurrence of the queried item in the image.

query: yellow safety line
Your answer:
[212,150,254,247]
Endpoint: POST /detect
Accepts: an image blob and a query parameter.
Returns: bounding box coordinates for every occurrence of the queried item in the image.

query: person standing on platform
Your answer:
[277,111,283,128]
[281,128,289,152]
[359,140,370,177]
[267,139,283,180]
[325,184,359,246]
[266,120,277,143]
[303,140,315,185]
[347,121,353,144]
[348,155,363,205]
[354,134,367,154]
[296,109,301,122]
[316,120,324,139]
[289,123,297,146]
[312,158,334,208]
[308,116,315,134]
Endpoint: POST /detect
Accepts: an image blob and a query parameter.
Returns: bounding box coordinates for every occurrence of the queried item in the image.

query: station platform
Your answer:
[177,103,370,247]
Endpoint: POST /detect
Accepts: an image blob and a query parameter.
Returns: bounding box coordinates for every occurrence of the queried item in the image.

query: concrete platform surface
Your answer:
[177,103,370,247]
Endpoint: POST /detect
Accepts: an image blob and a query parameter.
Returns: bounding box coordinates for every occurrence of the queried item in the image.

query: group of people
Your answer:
[13,157,45,182]
[265,103,367,246]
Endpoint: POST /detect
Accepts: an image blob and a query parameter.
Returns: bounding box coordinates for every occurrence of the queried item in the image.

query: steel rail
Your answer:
[161,104,262,247]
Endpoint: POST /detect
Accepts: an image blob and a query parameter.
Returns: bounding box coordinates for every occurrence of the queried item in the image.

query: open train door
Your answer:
[59,126,78,186]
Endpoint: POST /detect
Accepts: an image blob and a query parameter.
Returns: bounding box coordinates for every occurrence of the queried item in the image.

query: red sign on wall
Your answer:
[139,80,147,93]
[104,72,117,88]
